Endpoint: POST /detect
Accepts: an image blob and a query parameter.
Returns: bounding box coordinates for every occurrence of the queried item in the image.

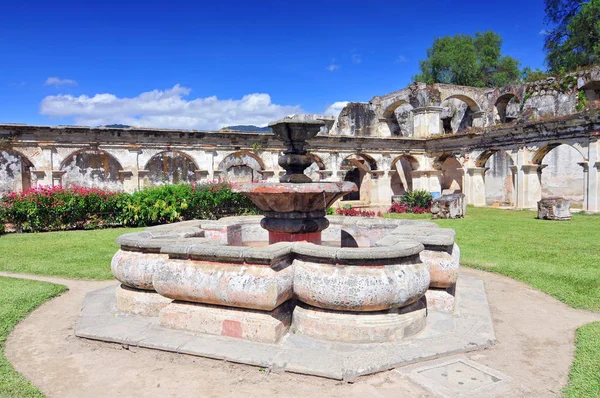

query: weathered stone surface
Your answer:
[152,258,294,311]
[421,244,460,288]
[159,301,292,343]
[426,287,456,314]
[537,197,572,220]
[431,193,466,219]
[293,259,429,311]
[115,284,172,316]
[291,298,427,343]
[111,249,169,290]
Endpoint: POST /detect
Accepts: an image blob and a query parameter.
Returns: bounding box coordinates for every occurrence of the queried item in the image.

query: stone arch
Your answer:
[218,151,266,183]
[533,143,586,207]
[60,149,124,190]
[340,153,377,201]
[382,99,414,137]
[434,154,463,193]
[494,93,520,124]
[440,94,481,134]
[0,149,36,194]
[390,155,419,196]
[143,150,199,186]
[580,80,600,106]
[477,149,516,205]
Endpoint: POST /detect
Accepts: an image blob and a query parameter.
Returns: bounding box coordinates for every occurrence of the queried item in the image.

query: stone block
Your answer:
[292,259,429,311]
[111,250,169,290]
[537,197,572,220]
[431,193,466,219]
[426,286,456,313]
[159,301,292,343]
[421,244,460,289]
[152,258,294,311]
[291,298,427,343]
[115,284,172,316]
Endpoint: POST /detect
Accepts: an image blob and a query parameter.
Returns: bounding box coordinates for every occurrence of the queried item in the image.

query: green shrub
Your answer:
[121,182,259,227]
[400,189,433,209]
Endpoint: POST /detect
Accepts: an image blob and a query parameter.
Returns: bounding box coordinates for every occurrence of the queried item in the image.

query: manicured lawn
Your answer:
[0,277,67,398]
[0,228,141,280]
[389,207,600,311]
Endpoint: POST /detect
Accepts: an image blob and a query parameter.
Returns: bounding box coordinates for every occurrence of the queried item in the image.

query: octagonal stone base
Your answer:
[76,273,495,380]
[291,298,427,343]
[159,301,292,344]
[115,285,172,317]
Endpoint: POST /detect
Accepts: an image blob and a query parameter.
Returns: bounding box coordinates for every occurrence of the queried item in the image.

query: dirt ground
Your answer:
[2,269,599,398]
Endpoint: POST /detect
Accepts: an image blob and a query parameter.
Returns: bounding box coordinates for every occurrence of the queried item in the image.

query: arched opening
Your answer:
[438,155,463,194]
[382,100,414,137]
[305,154,325,182]
[390,155,419,196]
[144,151,198,186]
[0,150,35,195]
[340,154,377,201]
[581,81,600,109]
[534,143,585,208]
[60,149,123,190]
[494,93,520,124]
[477,150,516,205]
[218,152,266,183]
[440,95,481,134]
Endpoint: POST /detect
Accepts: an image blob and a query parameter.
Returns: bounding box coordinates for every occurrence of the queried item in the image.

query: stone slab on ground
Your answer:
[397,355,528,397]
[75,273,495,380]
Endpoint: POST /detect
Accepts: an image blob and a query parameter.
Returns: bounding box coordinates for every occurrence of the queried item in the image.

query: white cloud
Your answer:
[539,29,550,36]
[396,55,407,63]
[45,77,78,86]
[324,101,349,116]
[351,53,362,64]
[40,84,304,130]
[326,59,340,71]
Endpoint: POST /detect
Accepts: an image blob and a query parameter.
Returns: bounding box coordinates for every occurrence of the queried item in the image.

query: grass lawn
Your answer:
[388,207,600,311]
[0,228,141,280]
[0,277,67,398]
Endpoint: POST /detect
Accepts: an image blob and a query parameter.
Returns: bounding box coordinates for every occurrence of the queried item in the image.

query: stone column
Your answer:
[371,170,392,206]
[520,164,547,209]
[411,107,443,138]
[577,162,590,210]
[410,170,442,196]
[589,162,600,212]
[471,111,485,128]
[466,167,488,206]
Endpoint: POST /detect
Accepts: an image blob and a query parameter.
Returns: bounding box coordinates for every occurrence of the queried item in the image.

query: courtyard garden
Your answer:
[0,206,598,397]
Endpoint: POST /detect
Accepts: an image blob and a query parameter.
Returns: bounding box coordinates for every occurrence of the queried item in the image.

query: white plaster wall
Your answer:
[484,151,514,205]
[541,145,585,206]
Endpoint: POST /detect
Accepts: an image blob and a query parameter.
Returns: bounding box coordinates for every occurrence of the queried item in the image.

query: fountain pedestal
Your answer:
[233,118,356,244]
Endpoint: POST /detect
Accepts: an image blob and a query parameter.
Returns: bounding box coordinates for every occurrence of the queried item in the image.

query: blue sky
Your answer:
[0,0,549,129]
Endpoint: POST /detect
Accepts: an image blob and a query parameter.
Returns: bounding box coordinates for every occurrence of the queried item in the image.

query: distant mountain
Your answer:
[221,125,271,133]
[103,124,132,128]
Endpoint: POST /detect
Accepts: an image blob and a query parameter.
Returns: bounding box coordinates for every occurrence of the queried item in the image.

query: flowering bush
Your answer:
[388,190,432,214]
[335,207,382,217]
[0,183,260,232]
[1,186,128,232]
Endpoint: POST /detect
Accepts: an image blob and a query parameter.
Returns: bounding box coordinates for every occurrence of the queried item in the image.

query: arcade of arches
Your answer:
[1,68,599,211]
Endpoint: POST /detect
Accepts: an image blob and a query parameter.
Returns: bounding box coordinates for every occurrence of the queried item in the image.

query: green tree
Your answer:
[414,31,521,87]
[544,0,600,72]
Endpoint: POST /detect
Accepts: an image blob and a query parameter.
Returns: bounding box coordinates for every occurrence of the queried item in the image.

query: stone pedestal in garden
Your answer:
[537,197,572,220]
[431,193,466,219]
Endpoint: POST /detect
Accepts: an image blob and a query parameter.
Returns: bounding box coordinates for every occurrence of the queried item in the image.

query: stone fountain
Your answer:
[75,117,495,380]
